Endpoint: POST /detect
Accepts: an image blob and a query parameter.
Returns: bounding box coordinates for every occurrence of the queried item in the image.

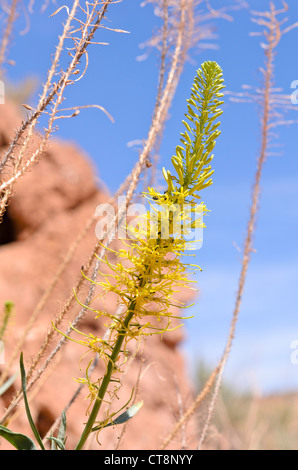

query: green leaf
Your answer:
[0,425,36,450]
[92,401,144,432]
[47,436,66,450]
[57,410,67,444]
[20,352,45,450]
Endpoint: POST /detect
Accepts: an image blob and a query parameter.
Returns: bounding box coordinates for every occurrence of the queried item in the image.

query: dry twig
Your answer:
[198,1,298,449]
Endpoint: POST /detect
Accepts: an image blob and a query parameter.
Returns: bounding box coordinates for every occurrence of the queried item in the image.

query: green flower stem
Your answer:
[76,256,153,450]
[75,63,224,450]
[75,302,136,450]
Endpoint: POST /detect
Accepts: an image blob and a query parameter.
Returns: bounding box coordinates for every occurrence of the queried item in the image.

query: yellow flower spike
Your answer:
[73,61,224,451]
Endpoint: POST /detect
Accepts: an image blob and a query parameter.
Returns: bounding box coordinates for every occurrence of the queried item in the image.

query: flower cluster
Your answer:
[73,61,224,442]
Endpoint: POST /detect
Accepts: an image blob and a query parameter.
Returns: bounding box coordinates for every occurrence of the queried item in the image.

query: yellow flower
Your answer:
[72,62,224,446]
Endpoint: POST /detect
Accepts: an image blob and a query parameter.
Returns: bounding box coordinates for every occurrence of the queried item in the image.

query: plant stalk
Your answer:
[75,303,136,450]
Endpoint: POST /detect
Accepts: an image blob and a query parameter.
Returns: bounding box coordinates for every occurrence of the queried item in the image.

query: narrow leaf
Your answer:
[57,410,67,444]
[92,401,144,432]
[47,436,66,450]
[20,353,45,450]
[0,425,36,450]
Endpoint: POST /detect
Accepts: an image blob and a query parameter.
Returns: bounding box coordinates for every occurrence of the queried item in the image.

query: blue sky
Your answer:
[4,0,298,395]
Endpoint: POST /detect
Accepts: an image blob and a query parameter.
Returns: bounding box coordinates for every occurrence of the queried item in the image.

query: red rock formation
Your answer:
[0,102,197,450]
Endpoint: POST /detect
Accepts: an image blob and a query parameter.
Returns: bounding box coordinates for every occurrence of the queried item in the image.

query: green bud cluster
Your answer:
[164,61,225,201]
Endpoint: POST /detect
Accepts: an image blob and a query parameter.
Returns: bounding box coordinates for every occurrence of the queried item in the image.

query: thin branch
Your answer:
[0,1,115,221]
[0,0,193,428]
[0,0,19,75]
[198,2,292,449]
[159,360,222,449]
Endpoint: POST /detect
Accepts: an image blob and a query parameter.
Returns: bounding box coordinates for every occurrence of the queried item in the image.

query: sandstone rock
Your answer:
[0,101,21,147]
[0,102,197,450]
